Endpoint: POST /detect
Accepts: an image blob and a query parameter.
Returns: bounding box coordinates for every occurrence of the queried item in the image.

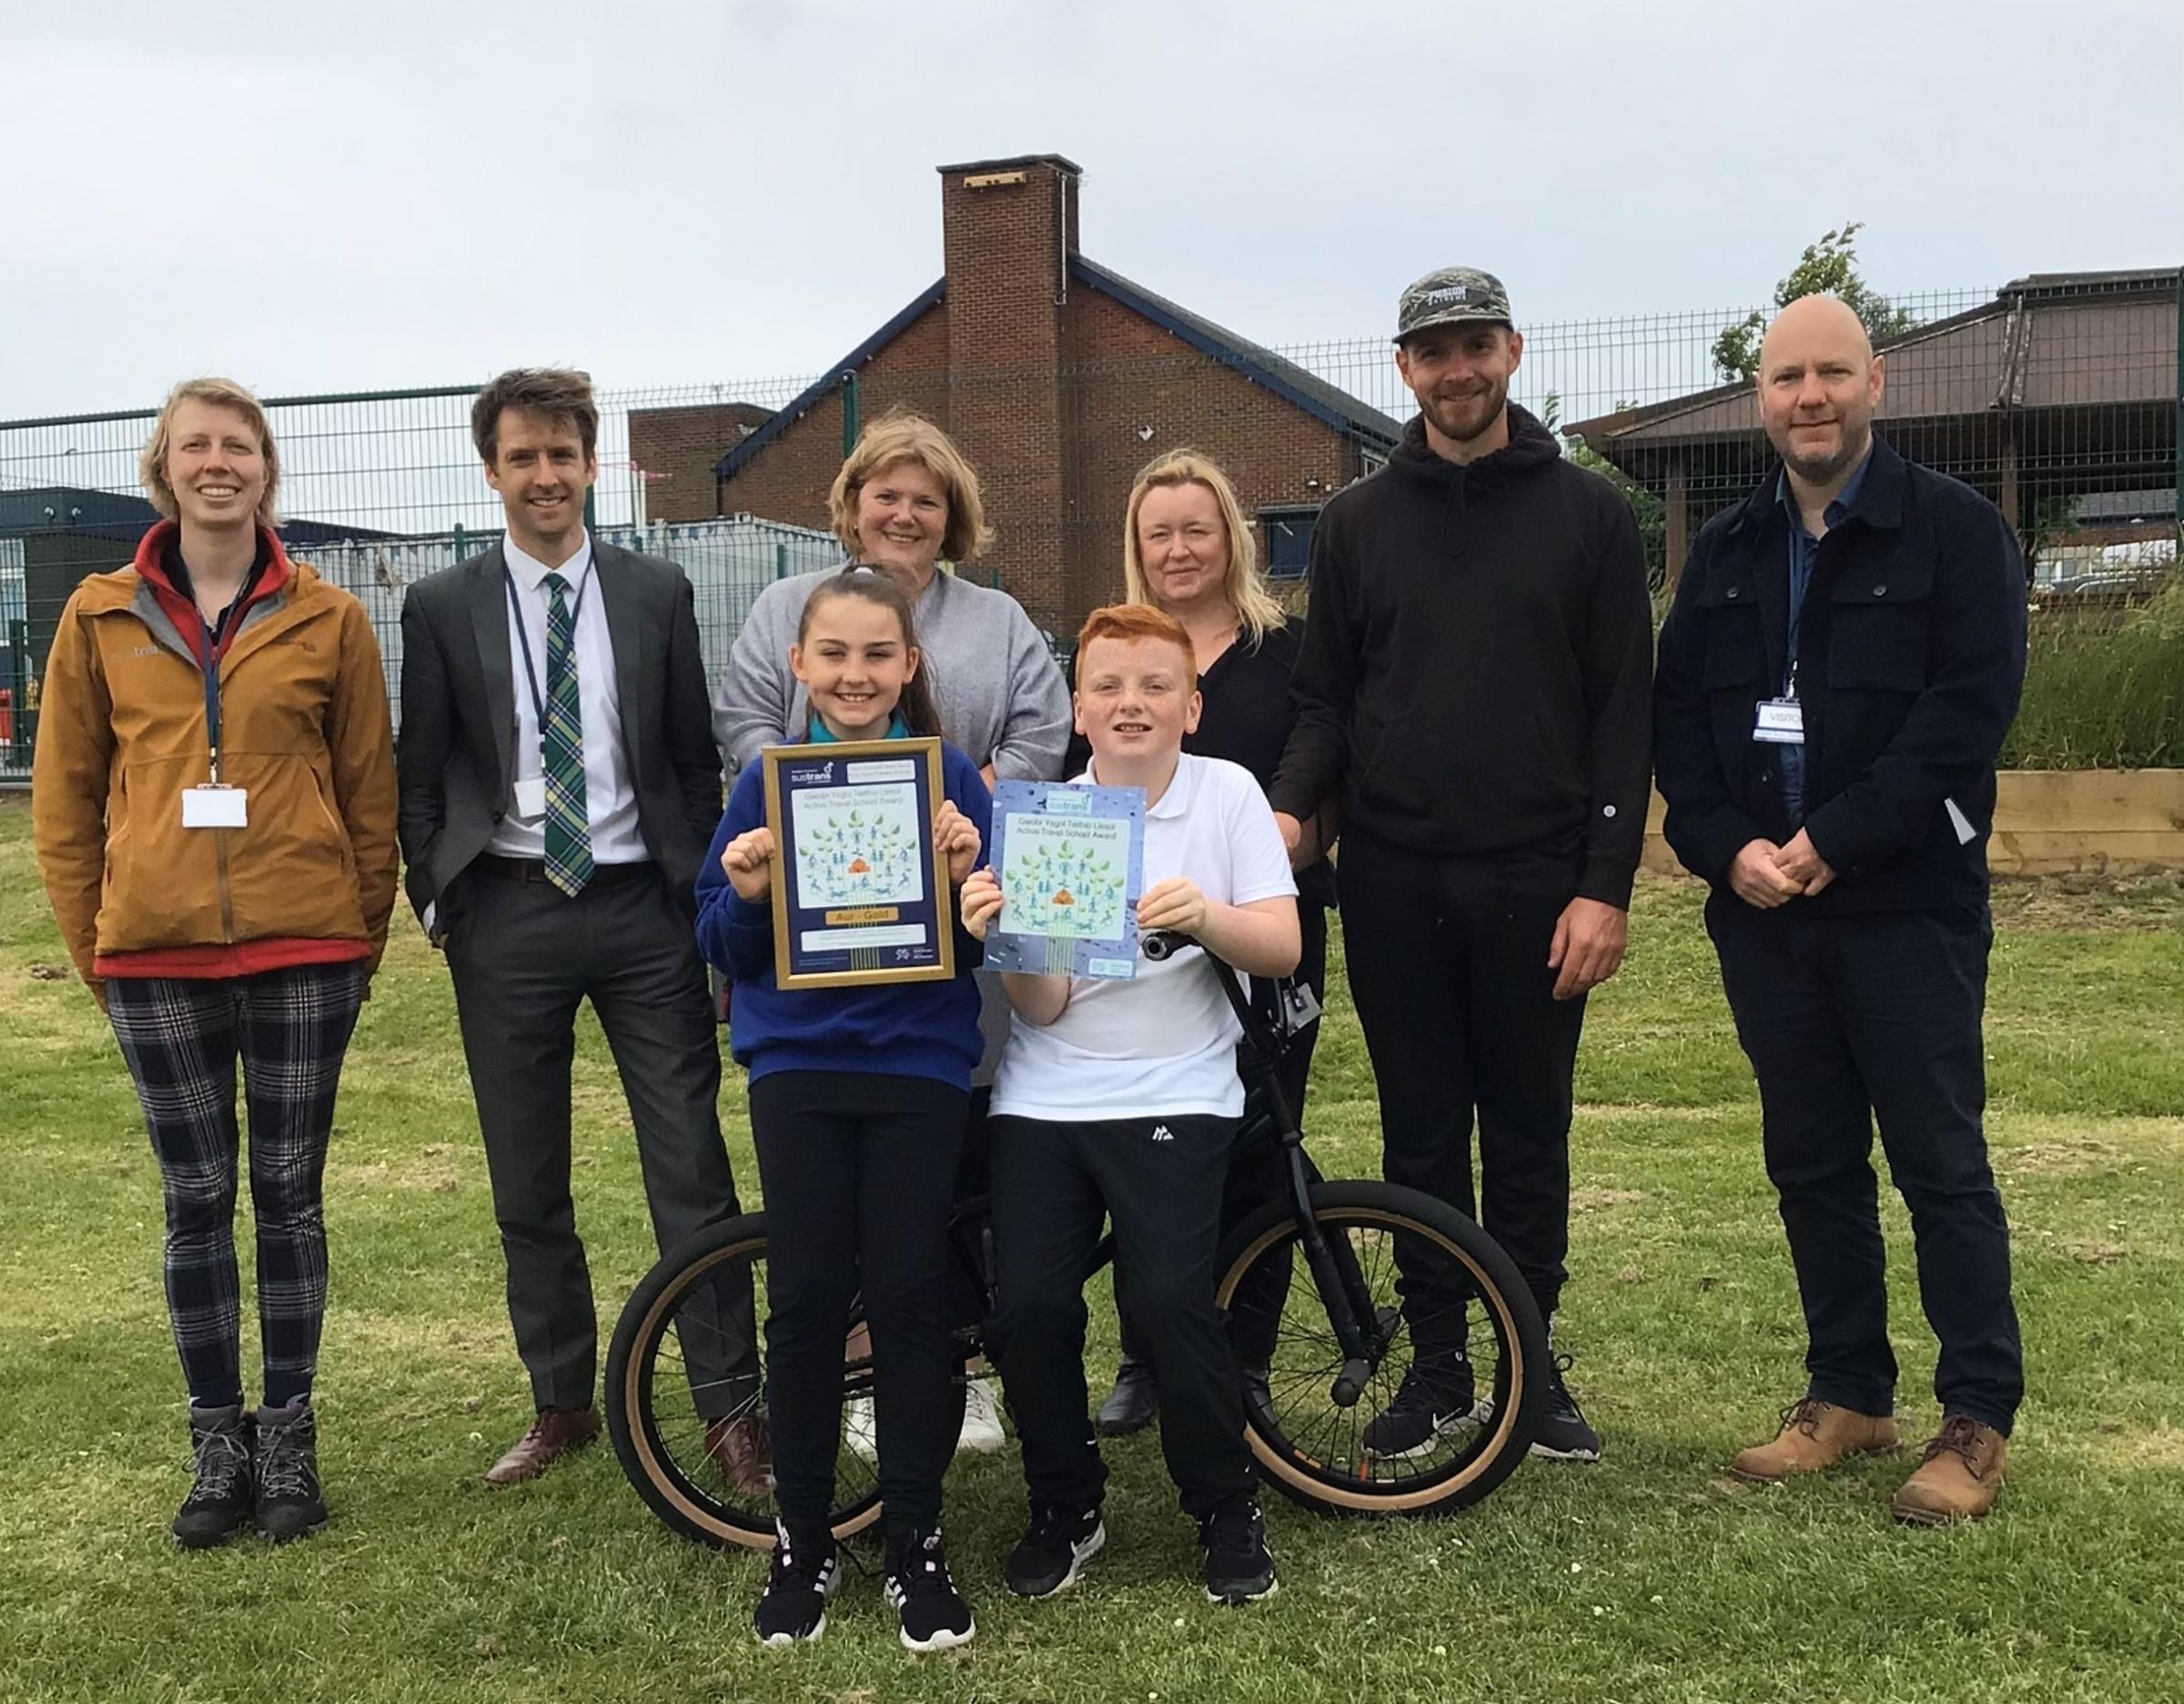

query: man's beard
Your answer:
[1783,419,1872,484]
[1422,378,1509,444]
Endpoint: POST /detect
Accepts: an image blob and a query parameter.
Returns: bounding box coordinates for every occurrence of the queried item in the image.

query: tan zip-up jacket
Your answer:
[32,546,399,992]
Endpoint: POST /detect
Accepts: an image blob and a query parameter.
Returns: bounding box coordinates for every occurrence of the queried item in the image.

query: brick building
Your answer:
[628,154,1400,634]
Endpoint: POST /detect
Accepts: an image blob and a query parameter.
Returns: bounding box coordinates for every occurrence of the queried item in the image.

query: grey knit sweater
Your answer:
[713,564,1071,781]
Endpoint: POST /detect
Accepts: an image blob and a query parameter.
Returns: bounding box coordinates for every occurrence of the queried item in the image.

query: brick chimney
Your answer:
[935,154,1084,633]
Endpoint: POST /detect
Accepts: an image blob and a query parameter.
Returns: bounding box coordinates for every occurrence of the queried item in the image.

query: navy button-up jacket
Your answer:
[1653,433,2027,916]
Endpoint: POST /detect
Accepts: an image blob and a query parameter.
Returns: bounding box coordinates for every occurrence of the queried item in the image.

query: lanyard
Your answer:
[505,563,592,728]
[197,602,244,784]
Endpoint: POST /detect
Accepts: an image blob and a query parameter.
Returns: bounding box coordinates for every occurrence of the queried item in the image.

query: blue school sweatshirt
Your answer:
[695,737,991,1090]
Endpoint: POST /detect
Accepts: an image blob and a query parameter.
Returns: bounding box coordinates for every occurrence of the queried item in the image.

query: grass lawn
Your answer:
[2,792,2179,1703]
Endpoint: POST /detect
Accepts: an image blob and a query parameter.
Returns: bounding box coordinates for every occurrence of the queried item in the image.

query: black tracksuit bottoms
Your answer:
[987,1112,1256,1522]
[1705,895,2022,1434]
[1337,830,1587,1336]
[750,1070,966,1537]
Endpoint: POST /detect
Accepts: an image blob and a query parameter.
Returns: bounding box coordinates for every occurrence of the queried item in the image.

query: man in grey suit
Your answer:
[397,368,762,1490]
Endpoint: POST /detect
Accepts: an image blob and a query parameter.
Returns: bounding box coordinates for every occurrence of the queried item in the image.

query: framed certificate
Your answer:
[763,738,955,989]
[986,779,1147,980]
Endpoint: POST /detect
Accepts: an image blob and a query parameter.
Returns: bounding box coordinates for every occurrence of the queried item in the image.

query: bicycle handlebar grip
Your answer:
[1141,929,1188,961]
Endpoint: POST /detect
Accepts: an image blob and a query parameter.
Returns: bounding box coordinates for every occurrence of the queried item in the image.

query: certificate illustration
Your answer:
[763,738,954,989]
[986,779,1147,980]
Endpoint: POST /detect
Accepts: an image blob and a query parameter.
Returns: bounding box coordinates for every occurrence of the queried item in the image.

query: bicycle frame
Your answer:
[1151,932,1398,1408]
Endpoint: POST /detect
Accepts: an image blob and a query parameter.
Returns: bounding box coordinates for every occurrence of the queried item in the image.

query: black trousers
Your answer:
[443,862,755,1412]
[1706,895,2022,1433]
[1338,830,1586,1334]
[751,1070,966,1536]
[987,1113,1255,1522]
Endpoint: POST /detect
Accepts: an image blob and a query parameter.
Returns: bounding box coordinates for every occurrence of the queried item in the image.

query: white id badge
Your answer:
[181,786,248,828]
[1753,698,1805,746]
[512,776,548,819]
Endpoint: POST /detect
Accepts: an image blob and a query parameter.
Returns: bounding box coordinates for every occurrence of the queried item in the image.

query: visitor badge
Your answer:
[1752,698,1805,746]
[513,776,548,819]
[181,785,248,828]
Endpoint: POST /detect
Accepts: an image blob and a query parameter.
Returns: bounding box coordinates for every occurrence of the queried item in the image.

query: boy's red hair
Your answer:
[1073,603,1198,691]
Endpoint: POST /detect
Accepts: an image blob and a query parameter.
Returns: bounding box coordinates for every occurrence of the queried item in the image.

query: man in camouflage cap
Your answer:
[1270,266,1654,1463]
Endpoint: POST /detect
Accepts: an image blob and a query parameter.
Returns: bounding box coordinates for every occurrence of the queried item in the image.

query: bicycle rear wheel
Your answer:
[1216,1180,1549,1515]
[605,1213,885,1551]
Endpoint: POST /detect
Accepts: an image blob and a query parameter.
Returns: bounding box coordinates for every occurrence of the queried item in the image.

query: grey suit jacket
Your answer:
[396,540,723,922]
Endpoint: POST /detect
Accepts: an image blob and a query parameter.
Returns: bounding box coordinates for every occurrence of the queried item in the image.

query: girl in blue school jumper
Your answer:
[696,567,989,1653]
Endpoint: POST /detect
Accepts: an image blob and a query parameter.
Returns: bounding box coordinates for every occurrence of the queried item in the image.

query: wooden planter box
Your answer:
[1642,769,2184,877]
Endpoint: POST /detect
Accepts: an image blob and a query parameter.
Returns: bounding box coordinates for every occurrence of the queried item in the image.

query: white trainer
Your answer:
[956,1378,1007,1455]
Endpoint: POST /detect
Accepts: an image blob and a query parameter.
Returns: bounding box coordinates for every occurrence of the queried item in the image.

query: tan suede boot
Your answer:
[1727,1397,1900,1483]
[1892,1415,2007,1526]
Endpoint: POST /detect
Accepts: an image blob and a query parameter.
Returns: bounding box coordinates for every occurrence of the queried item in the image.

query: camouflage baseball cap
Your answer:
[1395,267,1513,342]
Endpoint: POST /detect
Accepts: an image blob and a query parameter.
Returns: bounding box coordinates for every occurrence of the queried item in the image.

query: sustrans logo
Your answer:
[787,762,837,785]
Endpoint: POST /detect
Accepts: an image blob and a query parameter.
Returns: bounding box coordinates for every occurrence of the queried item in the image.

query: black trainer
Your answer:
[1004,1503,1106,1598]
[753,1522,839,1647]
[1531,1352,1603,1462]
[1198,1496,1278,1606]
[1095,1358,1158,1436]
[254,1398,327,1543]
[885,1525,976,1652]
[173,1405,255,1549]
[1360,1354,1477,1458]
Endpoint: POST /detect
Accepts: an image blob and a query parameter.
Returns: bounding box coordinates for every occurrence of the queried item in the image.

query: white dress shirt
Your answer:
[486,531,649,865]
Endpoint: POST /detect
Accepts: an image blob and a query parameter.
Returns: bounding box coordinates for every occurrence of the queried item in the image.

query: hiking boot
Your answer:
[1728,1397,1900,1484]
[956,1378,1007,1455]
[753,1521,839,1647]
[1004,1503,1106,1598]
[253,1398,327,1543]
[1198,1496,1279,1606]
[173,1405,255,1550]
[1096,1357,1158,1436]
[1360,1354,1476,1458]
[886,1524,976,1652]
[1892,1415,2007,1526]
[1532,1351,1603,1462]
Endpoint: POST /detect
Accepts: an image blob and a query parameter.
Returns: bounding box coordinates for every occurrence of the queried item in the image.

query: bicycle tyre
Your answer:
[1215,1180,1549,1516]
[606,1212,889,1551]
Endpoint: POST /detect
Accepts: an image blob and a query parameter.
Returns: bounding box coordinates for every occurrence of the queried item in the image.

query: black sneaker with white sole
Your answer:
[753,1523,840,1647]
[1199,1497,1278,1606]
[1360,1355,1477,1458]
[1530,1352,1603,1461]
[1004,1503,1106,1598]
[885,1525,976,1652]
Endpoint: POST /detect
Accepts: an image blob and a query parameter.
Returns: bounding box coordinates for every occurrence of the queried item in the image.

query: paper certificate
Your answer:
[986,779,1147,980]
[763,738,955,989]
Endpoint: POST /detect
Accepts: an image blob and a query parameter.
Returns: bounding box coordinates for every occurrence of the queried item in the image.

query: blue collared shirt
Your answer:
[1775,448,1873,822]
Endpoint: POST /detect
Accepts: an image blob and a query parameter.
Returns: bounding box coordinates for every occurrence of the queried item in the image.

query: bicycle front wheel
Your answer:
[605,1214,886,1551]
[1216,1180,1549,1515]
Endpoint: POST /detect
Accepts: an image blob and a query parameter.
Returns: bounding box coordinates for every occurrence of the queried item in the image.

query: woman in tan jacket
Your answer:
[32,377,397,1550]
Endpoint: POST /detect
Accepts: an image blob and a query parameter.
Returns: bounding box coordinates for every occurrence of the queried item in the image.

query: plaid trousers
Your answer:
[106,962,368,1407]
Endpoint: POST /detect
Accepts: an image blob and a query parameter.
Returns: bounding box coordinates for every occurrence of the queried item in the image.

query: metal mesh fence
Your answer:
[3,275,2176,781]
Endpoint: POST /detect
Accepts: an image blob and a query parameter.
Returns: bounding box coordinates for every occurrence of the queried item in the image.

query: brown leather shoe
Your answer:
[484,1406,602,1488]
[1892,1415,2007,1526]
[704,1414,774,1497]
[1727,1396,1900,1483]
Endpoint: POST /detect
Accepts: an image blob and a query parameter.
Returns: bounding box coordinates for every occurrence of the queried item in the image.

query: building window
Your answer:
[1259,507,1319,580]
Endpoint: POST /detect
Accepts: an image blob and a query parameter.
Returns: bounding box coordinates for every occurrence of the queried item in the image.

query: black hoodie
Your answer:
[1268,405,1654,907]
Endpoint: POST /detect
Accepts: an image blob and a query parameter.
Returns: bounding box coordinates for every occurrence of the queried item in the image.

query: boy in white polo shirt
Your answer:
[959,603,1299,1608]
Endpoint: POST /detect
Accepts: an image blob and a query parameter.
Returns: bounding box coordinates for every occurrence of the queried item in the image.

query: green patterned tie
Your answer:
[541,572,592,897]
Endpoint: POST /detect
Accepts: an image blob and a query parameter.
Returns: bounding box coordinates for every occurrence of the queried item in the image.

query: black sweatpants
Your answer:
[750,1070,967,1536]
[987,1113,1255,1522]
[1338,831,1587,1337]
[1706,895,2022,1433]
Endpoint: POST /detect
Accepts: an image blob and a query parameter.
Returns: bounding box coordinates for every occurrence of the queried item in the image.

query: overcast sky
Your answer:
[5,0,2179,421]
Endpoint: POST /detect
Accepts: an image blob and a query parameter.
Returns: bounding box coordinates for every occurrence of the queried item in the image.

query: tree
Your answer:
[1712,223,1917,384]
[1542,391,1671,609]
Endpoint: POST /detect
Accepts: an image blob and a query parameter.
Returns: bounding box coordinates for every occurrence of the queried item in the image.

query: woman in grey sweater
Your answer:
[712,408,1070,1461]
[713,410,1069,786]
